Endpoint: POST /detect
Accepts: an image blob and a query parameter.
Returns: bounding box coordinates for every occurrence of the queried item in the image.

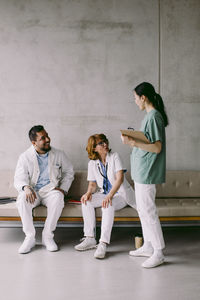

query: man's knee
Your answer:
[16,192,35,215]
[47,193,65,210]
[16,192,27,205]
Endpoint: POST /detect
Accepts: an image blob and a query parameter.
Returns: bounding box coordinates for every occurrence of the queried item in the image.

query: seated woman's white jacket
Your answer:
[14,145,74,196]
[88,152,136,209]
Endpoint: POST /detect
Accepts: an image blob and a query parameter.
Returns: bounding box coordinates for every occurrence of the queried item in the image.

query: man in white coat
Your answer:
[14,125,74,254]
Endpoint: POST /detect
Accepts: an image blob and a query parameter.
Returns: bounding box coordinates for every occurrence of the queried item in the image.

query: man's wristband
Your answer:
[22,185,30,191]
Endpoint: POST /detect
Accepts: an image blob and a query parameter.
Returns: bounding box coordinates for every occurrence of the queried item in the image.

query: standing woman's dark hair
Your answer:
[134,82,169,127]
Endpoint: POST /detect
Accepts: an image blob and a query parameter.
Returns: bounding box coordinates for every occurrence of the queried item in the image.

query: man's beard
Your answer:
[40,145,51,153]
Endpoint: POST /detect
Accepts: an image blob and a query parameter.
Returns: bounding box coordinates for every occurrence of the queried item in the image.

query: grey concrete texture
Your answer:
[0,0,199,172]
[161,0,200,170]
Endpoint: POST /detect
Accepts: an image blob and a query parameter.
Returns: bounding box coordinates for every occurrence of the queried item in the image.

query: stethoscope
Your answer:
[97,162,109,192]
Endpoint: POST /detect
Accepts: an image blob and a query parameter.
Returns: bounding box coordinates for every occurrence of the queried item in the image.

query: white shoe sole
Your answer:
[94,254,105,259]
[42,240,58,252]
[142,258,165,268]
[43,246,58,252]
[129,250,153,257]
[18,241,36,254]
[75,245,97,251]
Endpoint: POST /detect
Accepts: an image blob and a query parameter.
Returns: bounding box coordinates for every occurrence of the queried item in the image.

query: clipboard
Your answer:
[120,129,150,144]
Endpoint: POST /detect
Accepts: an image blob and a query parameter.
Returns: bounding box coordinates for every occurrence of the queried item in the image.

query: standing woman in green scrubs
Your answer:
[121,82,168,268]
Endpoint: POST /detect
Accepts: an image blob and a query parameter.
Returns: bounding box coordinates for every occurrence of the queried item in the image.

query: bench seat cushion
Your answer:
[32,197,200,218]
[156,198,200,216]
[33,198,200,218]
[0,202,20,217]
[1,198,200,219]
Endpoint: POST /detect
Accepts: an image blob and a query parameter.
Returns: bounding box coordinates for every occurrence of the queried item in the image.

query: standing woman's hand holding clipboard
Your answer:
[120,129,162,154]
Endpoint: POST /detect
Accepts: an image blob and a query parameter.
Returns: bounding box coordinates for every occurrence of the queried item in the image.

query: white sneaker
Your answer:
[142,254,165,268]
[94,242,107,259]
[129,245,153,257]
[18,236,36,254]
[75,237,97,251]
[42,236,58,252]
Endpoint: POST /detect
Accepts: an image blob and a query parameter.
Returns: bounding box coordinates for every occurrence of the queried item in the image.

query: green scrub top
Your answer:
[131,109,166,184]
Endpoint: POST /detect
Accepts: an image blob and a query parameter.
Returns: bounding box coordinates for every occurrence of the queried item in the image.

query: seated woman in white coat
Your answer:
[75,133,136,259]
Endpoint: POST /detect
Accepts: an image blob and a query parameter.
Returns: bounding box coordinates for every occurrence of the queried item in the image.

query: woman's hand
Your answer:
[81,192,92,205]
[102,194,113,208]
[121,134,162,153]
[81,182,96,205]
[101,170,123,208]
[121,134,135,147]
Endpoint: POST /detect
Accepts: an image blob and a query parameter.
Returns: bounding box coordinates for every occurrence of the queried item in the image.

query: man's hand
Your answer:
[102,195,113,208]
[81,192,92,205]
[54,187,65,195]
[24,186,37,204]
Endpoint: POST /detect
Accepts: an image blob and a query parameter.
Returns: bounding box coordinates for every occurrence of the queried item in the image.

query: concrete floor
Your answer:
[0,225,200,300]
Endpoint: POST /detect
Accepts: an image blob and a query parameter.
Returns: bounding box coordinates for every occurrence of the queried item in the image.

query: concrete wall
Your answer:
[161,0,200,170]
[0,0,199,172]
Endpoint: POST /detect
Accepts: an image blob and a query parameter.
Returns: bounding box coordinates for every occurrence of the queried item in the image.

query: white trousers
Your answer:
[16,190,64,239]
[134,182,165,250]
[82,193,127,244]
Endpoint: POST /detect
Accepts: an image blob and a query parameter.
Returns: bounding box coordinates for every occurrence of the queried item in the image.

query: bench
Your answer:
[0,170,200,224]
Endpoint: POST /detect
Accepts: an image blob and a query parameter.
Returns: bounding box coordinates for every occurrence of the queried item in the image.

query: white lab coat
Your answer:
[87,152,136,208]
[14,145,74,196]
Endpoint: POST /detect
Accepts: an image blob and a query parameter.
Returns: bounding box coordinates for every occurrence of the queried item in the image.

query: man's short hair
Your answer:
[29,125,44,141]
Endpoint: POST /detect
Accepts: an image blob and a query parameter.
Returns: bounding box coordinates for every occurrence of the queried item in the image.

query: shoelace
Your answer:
[79,237,98,248]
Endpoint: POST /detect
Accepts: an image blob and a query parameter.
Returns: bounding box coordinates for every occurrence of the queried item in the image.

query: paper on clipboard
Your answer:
[120,129,150,144]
